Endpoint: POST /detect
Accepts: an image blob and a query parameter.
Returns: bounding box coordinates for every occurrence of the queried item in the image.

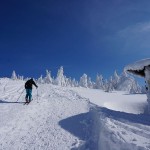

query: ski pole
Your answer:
[16,89,25,102]
[37,88,39,103]
[3,80,10,92]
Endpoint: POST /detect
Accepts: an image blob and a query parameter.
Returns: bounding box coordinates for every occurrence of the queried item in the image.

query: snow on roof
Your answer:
[124,58,150,77]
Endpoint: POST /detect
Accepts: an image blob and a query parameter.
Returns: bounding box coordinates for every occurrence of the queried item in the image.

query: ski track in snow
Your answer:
[105,118,150,148]
[0,79,150,150]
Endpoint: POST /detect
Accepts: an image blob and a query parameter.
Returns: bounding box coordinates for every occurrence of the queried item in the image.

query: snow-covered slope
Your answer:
[71,87,150,150]
[71,87,147,114]
[0,78,91,150]
[0,78,150,150]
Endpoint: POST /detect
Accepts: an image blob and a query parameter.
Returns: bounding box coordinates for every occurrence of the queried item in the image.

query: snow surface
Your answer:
[0,78,150,150]
[71,87,147,114]
[124,58,150,72]
[72,87,150,150]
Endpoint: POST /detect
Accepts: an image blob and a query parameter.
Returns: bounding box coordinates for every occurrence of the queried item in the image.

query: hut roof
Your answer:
[124,58,150,77]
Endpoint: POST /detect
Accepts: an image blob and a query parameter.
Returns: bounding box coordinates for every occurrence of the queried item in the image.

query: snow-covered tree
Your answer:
[71,78,79,87]
[55,66,66,86]
[87,77,94,88]
[38,75,44,84]
[116,70,141,93]
[44,70,53,84]
[64,77,71,87]
[95,74,104,89]
[116,70,130,91]
[17,75,24,80]
[108,76,114,91]
[11,71,17,80]
[129,80,141,94]
[112,70,120,89]
[103,79,113,92]
[16,66,142,93]
[79,74,88,88]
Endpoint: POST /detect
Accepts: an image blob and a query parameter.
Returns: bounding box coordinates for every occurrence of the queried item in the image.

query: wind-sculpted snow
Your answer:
[0,78,149,150]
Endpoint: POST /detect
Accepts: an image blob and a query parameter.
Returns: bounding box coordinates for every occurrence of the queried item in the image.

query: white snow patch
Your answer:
[71,87,147,114]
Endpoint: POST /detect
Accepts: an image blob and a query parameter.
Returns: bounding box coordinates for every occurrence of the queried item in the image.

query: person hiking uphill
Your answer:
[25,78,38,103]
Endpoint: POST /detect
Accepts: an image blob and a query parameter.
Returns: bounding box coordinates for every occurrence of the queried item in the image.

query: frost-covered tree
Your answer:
[95,74,104,89]
[55,66,66,86]
[72,78,79,87]
[11,71,17,80]
[17,75,24,80]
[103,79,113,92]
[112,70,120,89]
[64,77,71,87]
[116,70,130,91]
[20,67,142,93]
[120,70,128,80]
[44,70,53,84]
[108,76,114,91]
[38,75,44,84]
[129,80,141,94]
[79,74,88,88]
[116,70,141,93]
[87,77,94,88]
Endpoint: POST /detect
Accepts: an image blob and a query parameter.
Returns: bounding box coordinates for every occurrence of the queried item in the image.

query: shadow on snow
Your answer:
[97,106,150,126]
[59,112,98,150]
[59,105,150,150]
[0,100,24,104]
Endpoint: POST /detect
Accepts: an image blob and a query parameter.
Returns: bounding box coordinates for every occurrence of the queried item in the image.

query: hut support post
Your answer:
[145,66,150,113]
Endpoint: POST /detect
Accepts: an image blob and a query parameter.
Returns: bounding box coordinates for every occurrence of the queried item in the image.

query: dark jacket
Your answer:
[25,79,38,89]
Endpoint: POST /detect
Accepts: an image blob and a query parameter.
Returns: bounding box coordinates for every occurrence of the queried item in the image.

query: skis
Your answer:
[24,100,32,105]
[24,102,30,105]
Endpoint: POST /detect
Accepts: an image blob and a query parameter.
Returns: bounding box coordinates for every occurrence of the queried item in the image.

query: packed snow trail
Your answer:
[0,79,92,150]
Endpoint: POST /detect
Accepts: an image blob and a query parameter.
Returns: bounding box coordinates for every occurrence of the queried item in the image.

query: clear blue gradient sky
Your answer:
[0,0,149,83]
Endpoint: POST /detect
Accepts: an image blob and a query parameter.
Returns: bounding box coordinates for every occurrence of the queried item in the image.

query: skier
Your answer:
[25,78,38,103]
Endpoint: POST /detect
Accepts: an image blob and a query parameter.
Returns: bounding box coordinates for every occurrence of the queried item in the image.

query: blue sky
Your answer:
[0,0,149,83]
